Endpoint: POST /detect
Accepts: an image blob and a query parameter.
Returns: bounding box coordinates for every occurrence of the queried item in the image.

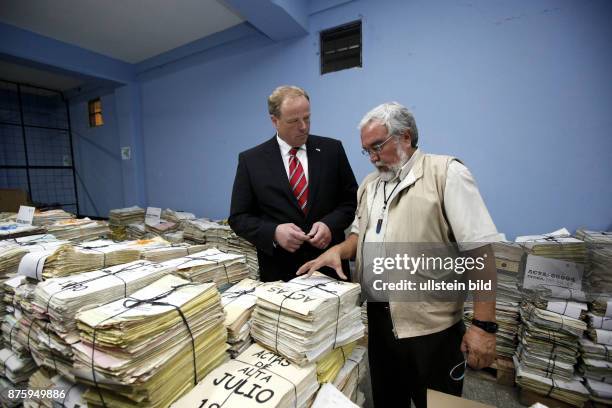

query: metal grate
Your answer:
[320,20,362,75]
[0,79,79,214]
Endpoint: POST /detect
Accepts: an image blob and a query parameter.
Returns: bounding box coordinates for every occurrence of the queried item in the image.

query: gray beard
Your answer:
[376,147,409,182]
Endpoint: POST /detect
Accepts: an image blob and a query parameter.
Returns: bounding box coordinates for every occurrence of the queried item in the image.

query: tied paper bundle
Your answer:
[584,378,612,405]
[221,278,263,358]
[72,275,228,408]
[516,228,587,264]
[226,232,259,280]
[18,237,170,280]
[0,241,30,276]
[589,298,612,317]
[23,368,87,408]
[332,346,366,404]
[0,222,45,239]
[33,260,176,341]
[316,341,356,384]
[580,337,612,362]
[141,243,207,263]
[0,376,26,408]
[161,248,249,287]
[587,328,612,346]
[126,223,149,240]
[464,301,519,358]
[183,219,232,246]
[32,209,75,226]
[45,218,110,242]
[251,272,365,366]
[109,206,145,226]
[161,209,196,225]
[520,302,587,337]
[145,220,178,236]
[575,229,612,296]
[0,347,37,384]
[170,343,319,408]
[529,298,589,321]
[578,358,612,384]
[513,356,589,407]
[312,383,359,408]
[163,231,185,244]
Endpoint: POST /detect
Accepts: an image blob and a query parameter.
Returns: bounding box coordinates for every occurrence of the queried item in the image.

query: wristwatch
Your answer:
[471,319,498,334]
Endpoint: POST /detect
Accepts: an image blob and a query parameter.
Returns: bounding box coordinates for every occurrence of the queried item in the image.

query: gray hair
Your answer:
[358,102,419,147]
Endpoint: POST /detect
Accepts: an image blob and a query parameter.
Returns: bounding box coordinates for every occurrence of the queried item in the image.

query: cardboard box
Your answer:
[427,389,495,408]
[0,189,30,212]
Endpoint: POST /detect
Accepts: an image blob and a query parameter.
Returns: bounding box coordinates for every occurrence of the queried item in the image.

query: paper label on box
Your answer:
[145,207,161,226]
[16,205,35,225]
[523,254,583,291]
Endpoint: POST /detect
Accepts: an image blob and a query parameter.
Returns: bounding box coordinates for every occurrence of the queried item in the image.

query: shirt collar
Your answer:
[276,133,305,156]
[392,148,420,182]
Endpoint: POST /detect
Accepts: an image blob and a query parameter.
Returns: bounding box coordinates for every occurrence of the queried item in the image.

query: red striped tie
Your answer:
[288,148,308,213]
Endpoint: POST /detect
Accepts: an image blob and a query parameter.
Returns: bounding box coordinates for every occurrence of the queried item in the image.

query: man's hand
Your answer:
[307,221,332,249]
[460,325,496,369]
[296,245,347,280]
[274,223,309,253]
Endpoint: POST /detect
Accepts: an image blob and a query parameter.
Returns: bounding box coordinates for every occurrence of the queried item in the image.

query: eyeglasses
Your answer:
[361,135,395,156]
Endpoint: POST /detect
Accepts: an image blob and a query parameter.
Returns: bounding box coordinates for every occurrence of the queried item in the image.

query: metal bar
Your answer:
[65,93,80,216]
[16,84,33,201]
[0,78,63,94]
[0,121,70,132]
[1,165,75,170]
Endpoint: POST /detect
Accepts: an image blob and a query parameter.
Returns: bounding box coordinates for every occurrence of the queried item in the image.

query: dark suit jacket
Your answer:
[229,135,358,282]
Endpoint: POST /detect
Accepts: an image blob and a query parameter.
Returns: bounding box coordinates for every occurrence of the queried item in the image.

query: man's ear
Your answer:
[402,130,412,146]
[270,115,279,130]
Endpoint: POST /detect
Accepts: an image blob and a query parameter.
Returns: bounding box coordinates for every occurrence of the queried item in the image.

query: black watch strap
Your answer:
[471,319,498,334]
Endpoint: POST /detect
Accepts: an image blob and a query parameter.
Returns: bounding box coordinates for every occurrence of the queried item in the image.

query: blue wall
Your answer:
[138,0,612,239]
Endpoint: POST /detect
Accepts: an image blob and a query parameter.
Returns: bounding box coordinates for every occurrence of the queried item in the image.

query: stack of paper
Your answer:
[0,347,37,384]
[251,272,365,365]
[108,206,145,226]
[0,376,26,407]
[579,357,612,383]
[312,383,359,408]
[141,243,207,263]
[163,231,185,244]
[0,241,28,277]
[584,378,612,405]
[161,209,196,224]
[72,275,228,408]
[575,229,612,296]
[170,343,319,408]
[220,278,262,358]
[24,368,53,408]
[146,220,178,236]
[161,248,250,287]
[126,222,147,239]
[227,232,260,280]
[0,212,15,222]
[514,357,589,407]
[32,209,75,226]
[332,345,366,403]
[516,228,587,264]
[18,237,170,280]
[0,222,45,239]
[316,341,356,383]
[45,218,110,242]
[33,260,177,342]
[183,219,232,246]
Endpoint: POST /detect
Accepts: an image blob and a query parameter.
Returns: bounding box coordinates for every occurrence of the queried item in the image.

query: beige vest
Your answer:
[355,150,463,338]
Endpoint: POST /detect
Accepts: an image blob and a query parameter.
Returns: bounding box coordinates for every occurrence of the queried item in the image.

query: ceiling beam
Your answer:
[0,22,134,85]
[222,0,309,42]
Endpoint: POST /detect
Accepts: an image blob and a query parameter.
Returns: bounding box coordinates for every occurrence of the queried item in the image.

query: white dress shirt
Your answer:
[277,135,309,182]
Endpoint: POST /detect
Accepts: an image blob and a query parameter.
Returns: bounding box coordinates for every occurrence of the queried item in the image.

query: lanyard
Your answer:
[376,180,401,234]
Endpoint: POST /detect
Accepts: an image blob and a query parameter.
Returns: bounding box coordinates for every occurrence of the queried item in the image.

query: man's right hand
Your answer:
[274,223,309,253]
[296,245,346,280]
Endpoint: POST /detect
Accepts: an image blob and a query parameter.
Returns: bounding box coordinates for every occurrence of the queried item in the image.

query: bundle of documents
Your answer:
[161,209,196,225]
[580,337,612,361]
[584,378,612,405]
[141,243,207,263]
[0,212,15,222]
[33,260,177,340]
[0,347,37,384]
[251,272,365,365]
[520,302,586,337]
[316,341,355,383]
[529,298,589,320]
[514,357,589,407]
[72,275,228,408]
[587,328,612,346]
[18,237,170,280]
[227,232,260,279]
[126,223,147,239]
[183,219,232,246]
[26,371,88,408]
[516,228,587,264]
[170,343,319,408]
[161,248,249,286]
[575,229,612,296]
[0,376,25,407]
[32,209,75,226]
[0,222,45,239]
[578,357,612,383]
[0,241,29,276]
[108,206,145,226]
[163,231,185,244]
[23,368,53,408]
[464,301,519,358]
[590,298,612,317]
[221,278,262,358]
[332,345,366,403]
[146,220,178,236]
[25,318,75,378]
[45,218,110,242]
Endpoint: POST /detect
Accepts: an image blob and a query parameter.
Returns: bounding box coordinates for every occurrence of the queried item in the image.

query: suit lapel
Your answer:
[263,136,302,213]
[305,138,321,216]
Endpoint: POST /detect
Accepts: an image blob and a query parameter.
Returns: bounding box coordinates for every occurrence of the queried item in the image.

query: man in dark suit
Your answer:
[229,85,358,282]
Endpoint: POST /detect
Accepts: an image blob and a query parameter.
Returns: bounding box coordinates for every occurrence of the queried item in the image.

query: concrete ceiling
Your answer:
[0,0,245,64]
